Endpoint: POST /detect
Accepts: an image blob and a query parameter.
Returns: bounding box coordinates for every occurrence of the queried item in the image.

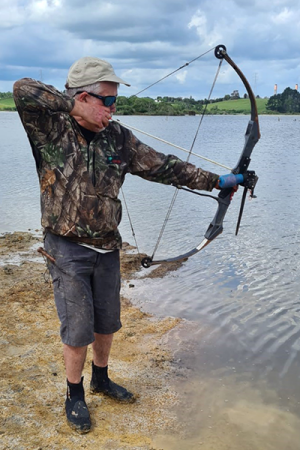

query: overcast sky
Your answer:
[1,0,299,99]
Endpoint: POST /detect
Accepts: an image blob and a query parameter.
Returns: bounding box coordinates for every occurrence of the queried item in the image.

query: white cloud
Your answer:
[272,7,293,24]
[175,71,188,84]
[188,10,207,30]
[188,10,222,48]
[0,0,27,28]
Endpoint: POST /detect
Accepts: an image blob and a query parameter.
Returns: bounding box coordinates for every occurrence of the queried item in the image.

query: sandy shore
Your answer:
[0,232,186,450]
[3,233,300,450]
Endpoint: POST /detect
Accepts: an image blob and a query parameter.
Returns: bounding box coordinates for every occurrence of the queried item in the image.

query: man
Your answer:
[13,57,227,434]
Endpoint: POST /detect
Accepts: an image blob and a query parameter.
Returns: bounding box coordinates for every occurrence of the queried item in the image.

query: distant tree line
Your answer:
[2,88,300,114]
[0,91,13,99]
[116,95,203,115]
[116,92,245,115]
[1,91,222,115]
[266,88,300,113]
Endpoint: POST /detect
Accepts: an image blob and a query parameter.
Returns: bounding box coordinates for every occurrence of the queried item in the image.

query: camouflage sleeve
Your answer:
[13,78,74,114]
[126,129,219,192]
[13,78,75,144]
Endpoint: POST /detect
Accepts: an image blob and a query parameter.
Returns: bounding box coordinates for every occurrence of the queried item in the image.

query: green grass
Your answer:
[206,97,268,114]
[0,97,16,110]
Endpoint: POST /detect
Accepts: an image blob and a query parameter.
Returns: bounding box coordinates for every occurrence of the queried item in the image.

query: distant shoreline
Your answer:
[1,109,299,116]
[1,108,300,116]
[1,94,300,115]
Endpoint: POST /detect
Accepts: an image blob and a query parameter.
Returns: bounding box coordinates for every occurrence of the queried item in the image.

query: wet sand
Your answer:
[0,232,184,450]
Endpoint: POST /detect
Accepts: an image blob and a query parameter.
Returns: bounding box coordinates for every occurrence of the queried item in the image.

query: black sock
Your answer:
[67,377,84,400]
[92,362,109,383]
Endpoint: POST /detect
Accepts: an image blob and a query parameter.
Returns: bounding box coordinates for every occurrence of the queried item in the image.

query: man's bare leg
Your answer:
[63,333,113,382]
[92,332,114,366]
[90,332,134,402]
[64,344,88,383]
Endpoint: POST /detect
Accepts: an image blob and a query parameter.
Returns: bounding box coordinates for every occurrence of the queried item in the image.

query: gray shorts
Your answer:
[44,232,122,347]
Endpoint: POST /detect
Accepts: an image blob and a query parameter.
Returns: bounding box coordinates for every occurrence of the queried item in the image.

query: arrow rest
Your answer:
[242,170,258,192]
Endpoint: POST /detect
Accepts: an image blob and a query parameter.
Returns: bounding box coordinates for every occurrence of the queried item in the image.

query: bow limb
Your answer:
[141,187,232,268]
[215,45,260,175]
[214,45,260,234]
[141,239,210,268]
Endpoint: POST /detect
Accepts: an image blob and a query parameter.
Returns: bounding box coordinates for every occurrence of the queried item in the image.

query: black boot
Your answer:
[65,377,91,434]
[90,362,135,403]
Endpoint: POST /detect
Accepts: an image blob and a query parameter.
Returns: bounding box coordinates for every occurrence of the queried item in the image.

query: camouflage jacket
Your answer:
[13,78,219,249]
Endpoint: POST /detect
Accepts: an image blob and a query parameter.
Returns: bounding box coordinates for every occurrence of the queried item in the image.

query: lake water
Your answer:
[1,111,300,448]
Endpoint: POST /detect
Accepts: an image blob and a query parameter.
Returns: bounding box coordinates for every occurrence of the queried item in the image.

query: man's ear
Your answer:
[76,92,89,102]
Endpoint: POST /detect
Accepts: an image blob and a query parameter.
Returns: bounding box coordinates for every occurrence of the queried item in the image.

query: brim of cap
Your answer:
[101,74,131,87]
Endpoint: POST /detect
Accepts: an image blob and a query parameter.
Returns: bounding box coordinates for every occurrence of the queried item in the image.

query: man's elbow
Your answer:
[13,78,33,96]
[13,79,22,96]
[13,79,26,99]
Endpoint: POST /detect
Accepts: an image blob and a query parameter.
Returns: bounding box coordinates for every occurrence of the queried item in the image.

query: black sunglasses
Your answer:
[76,91,117,107]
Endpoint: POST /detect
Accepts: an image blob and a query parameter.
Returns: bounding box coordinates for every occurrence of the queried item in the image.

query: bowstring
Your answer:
[150,58,224,261]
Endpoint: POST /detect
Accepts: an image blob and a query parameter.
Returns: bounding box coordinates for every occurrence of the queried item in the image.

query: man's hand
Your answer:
[216,173,244,189]
[70,98,111,131]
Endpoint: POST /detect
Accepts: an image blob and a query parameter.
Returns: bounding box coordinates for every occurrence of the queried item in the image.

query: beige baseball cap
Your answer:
[65,57,130,88]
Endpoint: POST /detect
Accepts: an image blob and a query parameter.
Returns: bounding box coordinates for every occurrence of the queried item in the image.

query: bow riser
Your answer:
[232,120,259,175]
[204,188,232,241]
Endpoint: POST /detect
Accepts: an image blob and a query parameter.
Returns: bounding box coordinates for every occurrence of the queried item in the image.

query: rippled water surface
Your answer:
[1,112,300,448]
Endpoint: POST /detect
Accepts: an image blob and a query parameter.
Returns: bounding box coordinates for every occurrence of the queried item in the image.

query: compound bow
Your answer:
[141,44,260,268]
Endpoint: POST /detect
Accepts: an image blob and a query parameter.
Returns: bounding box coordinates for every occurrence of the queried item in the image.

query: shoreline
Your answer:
[0,232,186,449]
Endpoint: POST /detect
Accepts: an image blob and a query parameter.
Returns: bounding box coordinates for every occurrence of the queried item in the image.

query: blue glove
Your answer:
[218,173,244,189]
